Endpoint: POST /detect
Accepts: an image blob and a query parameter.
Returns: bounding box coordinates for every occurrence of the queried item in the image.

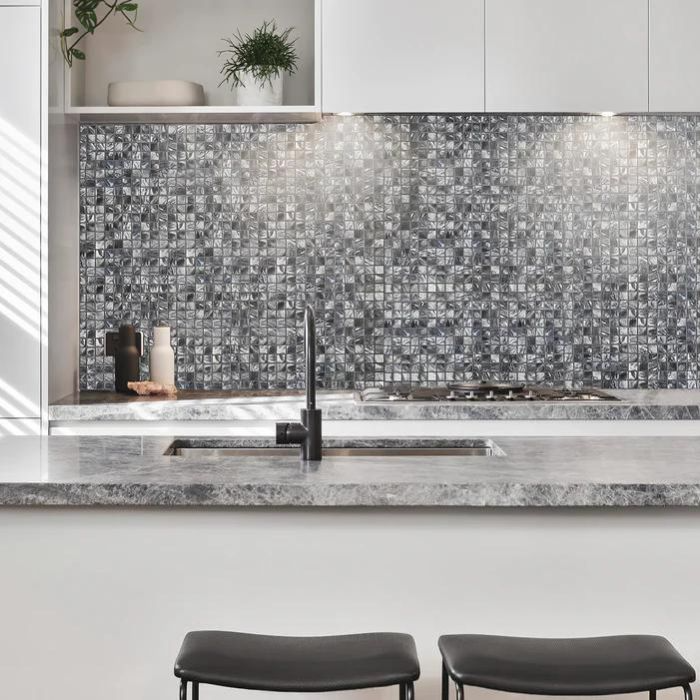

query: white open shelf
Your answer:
[69,105,322,124]
[63,0,320,122]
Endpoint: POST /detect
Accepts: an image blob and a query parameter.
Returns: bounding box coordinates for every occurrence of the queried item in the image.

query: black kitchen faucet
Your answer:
[275,305,322,460]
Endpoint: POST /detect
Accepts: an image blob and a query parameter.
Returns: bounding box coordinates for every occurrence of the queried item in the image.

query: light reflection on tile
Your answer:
[80,115,700,390]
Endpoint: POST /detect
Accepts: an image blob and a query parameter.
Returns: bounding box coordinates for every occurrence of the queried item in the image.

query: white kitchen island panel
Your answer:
[1,508,699,699]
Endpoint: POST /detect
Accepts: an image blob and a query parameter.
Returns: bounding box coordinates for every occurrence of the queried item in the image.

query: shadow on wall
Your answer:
[0,116,43,432]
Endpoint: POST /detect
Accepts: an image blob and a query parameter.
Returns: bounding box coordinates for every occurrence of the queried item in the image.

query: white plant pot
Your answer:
[236,72,283,106]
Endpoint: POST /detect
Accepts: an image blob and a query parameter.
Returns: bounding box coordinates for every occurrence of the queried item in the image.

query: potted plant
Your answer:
[61,0,140,67]
[218,20,298,106]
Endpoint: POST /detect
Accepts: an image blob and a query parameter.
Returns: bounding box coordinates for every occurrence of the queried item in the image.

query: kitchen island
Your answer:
[2,434,700,506]
[3,434,700,700]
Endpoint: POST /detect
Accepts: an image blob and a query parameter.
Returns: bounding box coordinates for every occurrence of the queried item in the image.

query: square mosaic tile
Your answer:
[80,115,700,389]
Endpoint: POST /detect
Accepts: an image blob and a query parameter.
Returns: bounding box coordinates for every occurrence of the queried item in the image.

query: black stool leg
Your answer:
[684,685,693,700]
[442,664,449,700]
[400,684,406,700]
[179,680,187,700]
[192,682,199,700]
[405,681,415,700]
[455,682,464,700]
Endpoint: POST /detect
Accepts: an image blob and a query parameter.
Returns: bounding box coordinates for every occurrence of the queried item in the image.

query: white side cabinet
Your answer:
[0,5,42,422]
[322,0,484,113]
[485,0,648,113]
[650,0,700,111]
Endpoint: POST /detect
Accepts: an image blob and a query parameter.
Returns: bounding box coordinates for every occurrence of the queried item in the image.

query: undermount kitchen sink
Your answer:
[165,438,500,458]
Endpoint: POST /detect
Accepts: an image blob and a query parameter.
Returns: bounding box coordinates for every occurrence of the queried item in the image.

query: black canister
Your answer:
[115,324,140,393]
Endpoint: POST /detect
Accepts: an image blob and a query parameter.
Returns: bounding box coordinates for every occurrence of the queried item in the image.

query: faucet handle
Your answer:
[276,421,308,445]
[276,422,290,444]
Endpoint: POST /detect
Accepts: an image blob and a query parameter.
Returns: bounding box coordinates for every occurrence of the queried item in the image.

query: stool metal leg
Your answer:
[455,682,464,700]
[400,684,406,700]
[442,664,449,700]
[192,682,199,700]
[684,685,693,700]
[406,681,415,700]
[179,680,187,700]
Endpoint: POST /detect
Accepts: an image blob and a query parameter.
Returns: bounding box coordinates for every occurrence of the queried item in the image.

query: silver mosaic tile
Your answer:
[80,115,700,390]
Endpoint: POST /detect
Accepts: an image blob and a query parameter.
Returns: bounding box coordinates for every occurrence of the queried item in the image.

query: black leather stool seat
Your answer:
[175,631,420,692]
[439,634,696,696]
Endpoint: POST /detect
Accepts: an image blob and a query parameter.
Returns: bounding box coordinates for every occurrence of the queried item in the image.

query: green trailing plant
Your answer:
[61,0,140,67]
[218,20,298,89]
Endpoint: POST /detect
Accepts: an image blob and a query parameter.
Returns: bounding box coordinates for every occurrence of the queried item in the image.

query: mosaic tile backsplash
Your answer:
[81,115,700,390]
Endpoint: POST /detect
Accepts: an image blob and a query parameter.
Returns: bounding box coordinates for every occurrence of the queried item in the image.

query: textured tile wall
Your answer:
[80,115,700,390]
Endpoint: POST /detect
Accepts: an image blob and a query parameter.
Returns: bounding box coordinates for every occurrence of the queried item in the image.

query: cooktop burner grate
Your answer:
[359,383,618,402]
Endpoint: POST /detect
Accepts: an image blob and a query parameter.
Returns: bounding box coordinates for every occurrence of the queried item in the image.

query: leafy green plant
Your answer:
[61,0,140,67]
[218,20,298,89]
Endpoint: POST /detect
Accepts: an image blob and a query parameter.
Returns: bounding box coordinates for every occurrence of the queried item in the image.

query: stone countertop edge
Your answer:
[3,435,700,507]
[48,390,700,422]
[0,484,700,509]
[1,483,699,508]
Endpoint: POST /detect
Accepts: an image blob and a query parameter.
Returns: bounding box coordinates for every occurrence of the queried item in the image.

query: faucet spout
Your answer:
[305,305,316,411]
[275,305,323,461]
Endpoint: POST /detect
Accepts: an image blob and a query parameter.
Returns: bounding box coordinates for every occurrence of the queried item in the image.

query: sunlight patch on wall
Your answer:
[0,116,42,417]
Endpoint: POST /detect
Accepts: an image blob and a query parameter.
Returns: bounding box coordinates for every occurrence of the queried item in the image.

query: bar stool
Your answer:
[439,635,695,700]
[174,630,420,699]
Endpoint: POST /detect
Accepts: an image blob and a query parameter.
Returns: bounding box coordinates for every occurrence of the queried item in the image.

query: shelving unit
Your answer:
[63,0,320,122]
[71,105,321,123]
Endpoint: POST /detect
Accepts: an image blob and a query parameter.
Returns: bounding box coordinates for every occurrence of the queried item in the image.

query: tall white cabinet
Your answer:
[485,0,648,113]
[322,0,484,113]
[650,0,700,111]
[0,4,43,434]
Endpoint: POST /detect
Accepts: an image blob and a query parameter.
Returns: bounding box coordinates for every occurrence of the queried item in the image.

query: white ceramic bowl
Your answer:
[107,80,205,107]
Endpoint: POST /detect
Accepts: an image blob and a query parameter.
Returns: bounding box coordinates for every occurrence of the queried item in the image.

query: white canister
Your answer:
[149,326,175,386]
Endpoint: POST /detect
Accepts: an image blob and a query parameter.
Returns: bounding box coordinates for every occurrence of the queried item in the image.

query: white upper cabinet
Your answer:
[0,6,42,419]
[485,0,648,113]
[322,0,485,113]
[650,0,700,111]
[66,0,320,122]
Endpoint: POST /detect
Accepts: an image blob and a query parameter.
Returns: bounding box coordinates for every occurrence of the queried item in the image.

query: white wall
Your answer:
[0,507,698,700]
[48,0,80,404]
[0,5,43,423]
[47,111,79,403]
[78,0,315,106]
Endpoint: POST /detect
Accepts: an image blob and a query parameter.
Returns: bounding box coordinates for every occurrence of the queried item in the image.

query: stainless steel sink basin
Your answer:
[165,439,498,458]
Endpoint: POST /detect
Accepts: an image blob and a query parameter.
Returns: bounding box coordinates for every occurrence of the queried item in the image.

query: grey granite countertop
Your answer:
[3,435,700,507]
[49,389,700,421]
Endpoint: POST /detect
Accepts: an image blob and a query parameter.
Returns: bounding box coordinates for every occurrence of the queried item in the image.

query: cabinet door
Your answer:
[486,0,647,113]
[322,0,484,113]
[650,0,700,111]
[0,6,41,419]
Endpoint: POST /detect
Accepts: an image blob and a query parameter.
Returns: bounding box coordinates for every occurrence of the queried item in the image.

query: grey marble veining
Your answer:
[49,390,700,422]
[3,435,700,507]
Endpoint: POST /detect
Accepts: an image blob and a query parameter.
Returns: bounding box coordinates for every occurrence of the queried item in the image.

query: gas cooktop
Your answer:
[359,382,619,402]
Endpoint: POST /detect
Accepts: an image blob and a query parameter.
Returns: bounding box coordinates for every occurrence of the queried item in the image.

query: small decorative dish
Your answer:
[107,80,205,107]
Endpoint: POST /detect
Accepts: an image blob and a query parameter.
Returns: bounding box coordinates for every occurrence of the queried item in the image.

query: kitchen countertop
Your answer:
[3,435,700,507]
[49,389,700,421]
